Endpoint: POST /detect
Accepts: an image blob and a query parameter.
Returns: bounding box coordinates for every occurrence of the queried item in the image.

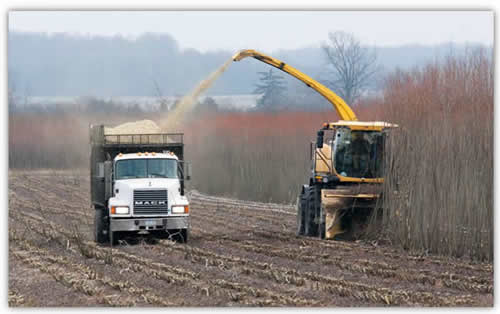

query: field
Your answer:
[8,170,493,307]
[8,48,493,306]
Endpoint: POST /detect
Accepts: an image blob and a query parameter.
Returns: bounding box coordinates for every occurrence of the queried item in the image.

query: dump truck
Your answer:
[90,124,191,245]
[233,50,397,239]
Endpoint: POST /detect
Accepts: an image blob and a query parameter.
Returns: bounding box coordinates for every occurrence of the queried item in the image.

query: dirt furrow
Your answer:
[14,174,491,281]
[189,226,491,294]
[10,236,177,306]
[10,209,320,306]
[189,191,295,212]
[157,237,480,306]
[190,200,493,275]
[8,171,494,307]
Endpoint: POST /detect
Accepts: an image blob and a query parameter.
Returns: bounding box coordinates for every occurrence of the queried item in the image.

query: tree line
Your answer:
[9,30,489,113]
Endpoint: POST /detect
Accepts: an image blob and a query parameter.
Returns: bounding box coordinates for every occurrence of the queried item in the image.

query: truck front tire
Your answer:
[170,229,189,243]
[94,207,109,244]
[177,229,189,243]
[110,231,120,246]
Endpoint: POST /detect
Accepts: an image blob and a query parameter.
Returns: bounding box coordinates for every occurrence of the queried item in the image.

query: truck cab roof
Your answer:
[114,152,178,161]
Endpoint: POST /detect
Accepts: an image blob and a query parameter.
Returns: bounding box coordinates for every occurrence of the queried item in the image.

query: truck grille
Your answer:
[133,189,168,215]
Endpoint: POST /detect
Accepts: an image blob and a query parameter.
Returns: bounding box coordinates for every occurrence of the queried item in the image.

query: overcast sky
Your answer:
[9,11,494,52]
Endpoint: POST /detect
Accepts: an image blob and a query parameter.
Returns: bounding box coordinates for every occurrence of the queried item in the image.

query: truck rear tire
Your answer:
[94,207,109,244]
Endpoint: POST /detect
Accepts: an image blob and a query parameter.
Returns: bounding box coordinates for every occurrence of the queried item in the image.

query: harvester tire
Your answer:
[94,207,109,244]
[305,186,320,237]
[319,218,326,239]
[296,192,307,236]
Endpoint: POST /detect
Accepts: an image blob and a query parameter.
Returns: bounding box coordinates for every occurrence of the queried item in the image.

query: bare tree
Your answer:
[322,31,380,105]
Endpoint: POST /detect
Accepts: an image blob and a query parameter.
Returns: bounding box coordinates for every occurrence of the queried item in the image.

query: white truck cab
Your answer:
[108,152,190,243]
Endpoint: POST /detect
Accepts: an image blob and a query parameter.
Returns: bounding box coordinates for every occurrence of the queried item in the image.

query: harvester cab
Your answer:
[316,121,395,183]
[311,121,397,239]
[232,49,398,240]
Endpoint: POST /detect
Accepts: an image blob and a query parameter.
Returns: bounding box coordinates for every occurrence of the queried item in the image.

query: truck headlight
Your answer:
[171,205,189,214]
[111,206,129,215]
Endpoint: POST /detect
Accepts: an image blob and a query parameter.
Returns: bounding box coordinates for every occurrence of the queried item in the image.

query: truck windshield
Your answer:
[333,129,384,179]
[115,159,178,180]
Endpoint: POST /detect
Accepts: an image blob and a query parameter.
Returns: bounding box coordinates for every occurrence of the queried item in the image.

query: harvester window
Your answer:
[115,159,178,180]
[333,130,384,179]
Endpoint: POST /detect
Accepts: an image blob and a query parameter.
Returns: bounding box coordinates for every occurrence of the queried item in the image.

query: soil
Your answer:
[8,170,493,307]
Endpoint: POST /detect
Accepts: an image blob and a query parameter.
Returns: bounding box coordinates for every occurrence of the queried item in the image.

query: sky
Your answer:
[8,11,494,52]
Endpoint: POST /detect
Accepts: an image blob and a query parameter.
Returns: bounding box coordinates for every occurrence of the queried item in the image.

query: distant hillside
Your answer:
[8,31,490,98]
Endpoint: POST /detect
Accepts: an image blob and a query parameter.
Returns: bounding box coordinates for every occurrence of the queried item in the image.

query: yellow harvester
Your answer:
[233,49,397,239]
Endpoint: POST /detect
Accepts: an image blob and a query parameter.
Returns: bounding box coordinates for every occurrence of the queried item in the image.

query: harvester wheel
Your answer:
[296,193,307,236]
[305,186,320,237]
[319,215,326,239]
[94,207,109,244]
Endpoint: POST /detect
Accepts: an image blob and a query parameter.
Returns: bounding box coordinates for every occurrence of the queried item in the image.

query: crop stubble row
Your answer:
[8,171,493,306]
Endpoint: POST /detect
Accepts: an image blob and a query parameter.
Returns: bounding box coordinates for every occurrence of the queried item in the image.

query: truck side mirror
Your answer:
[316,130,324,149]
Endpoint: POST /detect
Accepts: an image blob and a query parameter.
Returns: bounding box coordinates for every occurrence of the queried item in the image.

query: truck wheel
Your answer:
[94,207,109,244]
[177,229,189,243]
[110,231,120,246]
[168,229,189,243]
[305,186,319,237]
